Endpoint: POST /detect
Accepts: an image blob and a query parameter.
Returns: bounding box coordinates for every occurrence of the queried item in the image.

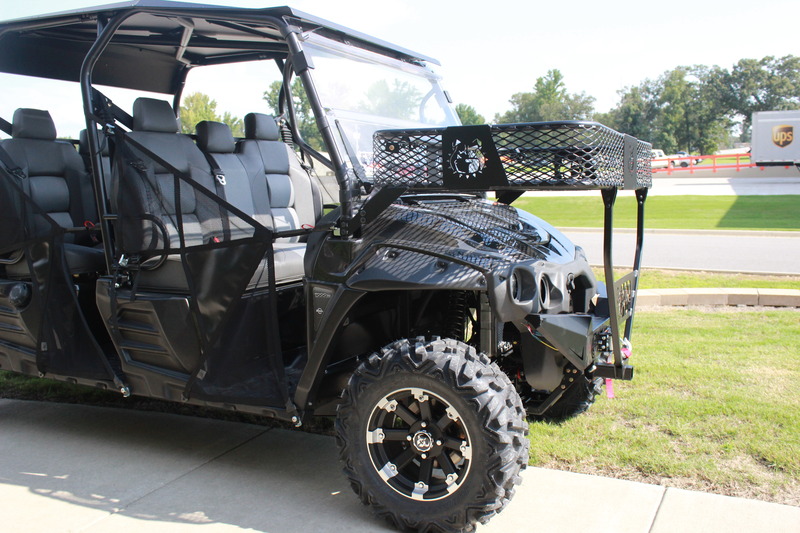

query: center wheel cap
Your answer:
[412,430,434,453]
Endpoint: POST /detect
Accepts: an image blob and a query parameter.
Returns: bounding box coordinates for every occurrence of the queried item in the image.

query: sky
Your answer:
[1,0,799,137]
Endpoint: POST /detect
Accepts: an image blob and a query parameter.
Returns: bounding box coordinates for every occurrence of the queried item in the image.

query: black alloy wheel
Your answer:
[365,386,473,501]
[336,337,528,533]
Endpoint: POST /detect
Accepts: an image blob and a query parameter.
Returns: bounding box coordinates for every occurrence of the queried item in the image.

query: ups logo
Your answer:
[772,125,794,148]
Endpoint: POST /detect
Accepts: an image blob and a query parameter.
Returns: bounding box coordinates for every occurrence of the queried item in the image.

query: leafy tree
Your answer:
[495,69,595,123]
[684,65,732,154]
[723,55,800,139]
[602,67,731,154]
[602,55,800,152]
[596,84,657,141]
[179,92,243,137]
[455,103,485,125]
[359,79,422,120]
[264,79,324,151]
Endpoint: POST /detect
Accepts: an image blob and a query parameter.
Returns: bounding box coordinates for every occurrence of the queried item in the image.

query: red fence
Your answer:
[651,153,794,174]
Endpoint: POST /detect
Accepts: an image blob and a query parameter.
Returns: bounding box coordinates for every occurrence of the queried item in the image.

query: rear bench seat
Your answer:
[120,98,309,291]
[238,112,322,238]
[0,108,104,278]
[195,120,305,284]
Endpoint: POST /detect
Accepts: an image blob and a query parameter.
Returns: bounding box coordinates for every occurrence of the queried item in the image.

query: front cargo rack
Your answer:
[373,121,652,191]
[369,120,652,384]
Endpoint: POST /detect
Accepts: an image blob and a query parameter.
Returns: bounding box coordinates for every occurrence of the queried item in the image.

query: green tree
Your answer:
[358,79,422,120]
[685,65,732,154]
[602,67,731,154]
[596,84,658,141]
[179,92,243,136]
[724,55,800,139]
[264,79,324,151]
[495,69,595,123]
[455,103,485,125]
[602,55,800,152]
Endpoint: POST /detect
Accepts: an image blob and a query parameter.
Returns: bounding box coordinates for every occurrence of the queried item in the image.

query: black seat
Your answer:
[238,113,323,238]
[116,97,220,291]
[120,100,304,291]
[196,120,305,284]
[0,108,104,277]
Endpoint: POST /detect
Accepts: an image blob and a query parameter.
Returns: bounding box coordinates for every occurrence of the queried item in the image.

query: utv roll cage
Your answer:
[1,0,417,265]
[0,0,650,406]
[1,3,653,530]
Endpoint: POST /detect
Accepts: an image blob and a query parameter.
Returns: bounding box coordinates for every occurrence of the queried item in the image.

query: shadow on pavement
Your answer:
[0,399,391,532]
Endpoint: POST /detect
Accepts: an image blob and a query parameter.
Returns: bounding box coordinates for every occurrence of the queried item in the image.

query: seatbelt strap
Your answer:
[0,144,26,180]
[200,151,231,241]
[201,151,227,187]
[91,88,134,130]
[0,116,12,136]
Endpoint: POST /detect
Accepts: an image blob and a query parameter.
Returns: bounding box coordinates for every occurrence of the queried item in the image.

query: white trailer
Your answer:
[751,110,800,165]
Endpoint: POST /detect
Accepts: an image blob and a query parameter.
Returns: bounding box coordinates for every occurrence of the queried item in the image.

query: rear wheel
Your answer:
[336,337,528,533]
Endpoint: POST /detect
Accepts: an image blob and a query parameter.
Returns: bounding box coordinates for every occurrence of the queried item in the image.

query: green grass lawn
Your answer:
[515,195,800,231]
[600,268,800,291]
[695,156,751,166]
[528,307,800,505]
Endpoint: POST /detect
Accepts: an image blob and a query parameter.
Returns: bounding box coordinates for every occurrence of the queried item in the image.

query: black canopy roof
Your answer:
[0,0,439,94]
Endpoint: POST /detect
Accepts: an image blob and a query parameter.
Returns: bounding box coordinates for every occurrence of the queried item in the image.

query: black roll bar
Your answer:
[80,11,131,273]
[282,28,356,235]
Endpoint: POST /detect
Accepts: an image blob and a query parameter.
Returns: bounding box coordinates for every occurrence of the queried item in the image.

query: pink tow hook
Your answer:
[606,339,632,399]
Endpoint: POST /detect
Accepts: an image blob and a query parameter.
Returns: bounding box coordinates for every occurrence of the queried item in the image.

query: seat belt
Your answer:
[200,151,231,242]
[0,144,26,180]
[0,148,25,178]
[0,116,12,136]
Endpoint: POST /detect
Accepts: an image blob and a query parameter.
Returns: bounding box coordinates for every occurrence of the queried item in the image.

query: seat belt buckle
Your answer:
[215,173,226,186]
[84,220,100,244]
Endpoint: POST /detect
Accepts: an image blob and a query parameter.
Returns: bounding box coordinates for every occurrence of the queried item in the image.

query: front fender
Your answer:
[347,245,486,291]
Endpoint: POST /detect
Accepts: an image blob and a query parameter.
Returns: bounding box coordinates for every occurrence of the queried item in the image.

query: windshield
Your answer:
[302,34,460,178]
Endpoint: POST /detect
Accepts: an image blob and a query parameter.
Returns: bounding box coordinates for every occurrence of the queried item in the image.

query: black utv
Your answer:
[0,2,651,532]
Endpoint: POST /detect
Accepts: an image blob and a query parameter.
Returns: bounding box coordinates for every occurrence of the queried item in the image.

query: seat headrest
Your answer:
[244,113,280,141]
[12,108,57,140]
[195,121,235,153]
[79,129,110,156]
[132,98,179,133]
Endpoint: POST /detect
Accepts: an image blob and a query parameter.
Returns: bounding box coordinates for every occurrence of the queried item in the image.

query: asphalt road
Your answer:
[534,172,800,274]
[563,229,800,275]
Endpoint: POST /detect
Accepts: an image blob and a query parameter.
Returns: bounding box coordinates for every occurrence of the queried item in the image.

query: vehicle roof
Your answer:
[0,0,439,94]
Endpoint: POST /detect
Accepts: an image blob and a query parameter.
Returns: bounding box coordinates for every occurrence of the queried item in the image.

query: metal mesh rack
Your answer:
[373,121,652,190]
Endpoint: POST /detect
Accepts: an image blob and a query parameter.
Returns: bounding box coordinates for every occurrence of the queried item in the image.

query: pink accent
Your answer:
[605,378,615,399]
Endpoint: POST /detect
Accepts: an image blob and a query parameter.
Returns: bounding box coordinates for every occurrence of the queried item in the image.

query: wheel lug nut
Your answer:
[406,435,412,441]
[421,422,427,428]
[421,453,427,459]
[436,440,442,446]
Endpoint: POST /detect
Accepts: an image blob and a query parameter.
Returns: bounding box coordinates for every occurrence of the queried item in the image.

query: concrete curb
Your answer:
[636,288,800,308]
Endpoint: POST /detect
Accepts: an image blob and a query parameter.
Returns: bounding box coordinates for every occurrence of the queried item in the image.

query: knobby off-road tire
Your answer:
[336,337,529,533]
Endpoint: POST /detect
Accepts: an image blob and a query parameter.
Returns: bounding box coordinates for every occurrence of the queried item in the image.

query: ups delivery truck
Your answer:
[751,110,800,165]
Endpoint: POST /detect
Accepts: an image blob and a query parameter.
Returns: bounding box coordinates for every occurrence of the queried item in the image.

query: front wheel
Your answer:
[336,337,528,533]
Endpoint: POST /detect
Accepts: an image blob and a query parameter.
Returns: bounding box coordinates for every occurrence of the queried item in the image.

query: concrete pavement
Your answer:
[1,399,798,533]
